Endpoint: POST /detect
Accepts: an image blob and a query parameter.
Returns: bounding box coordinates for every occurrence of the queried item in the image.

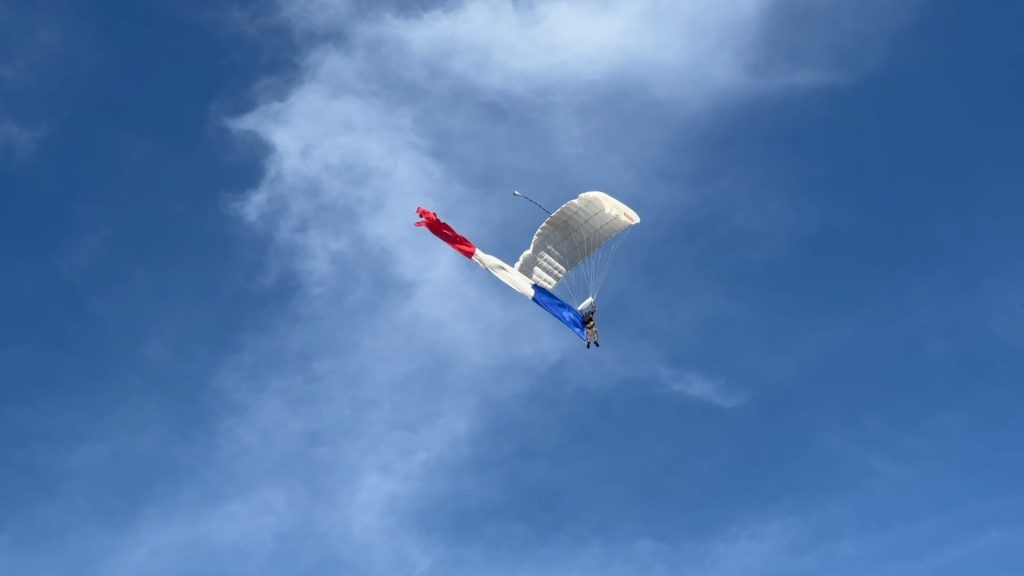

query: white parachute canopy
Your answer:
[514,191,640,308]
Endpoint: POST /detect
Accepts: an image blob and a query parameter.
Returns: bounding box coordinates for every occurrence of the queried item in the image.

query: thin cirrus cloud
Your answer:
[0,5,60,163]
[0,120,42,164]
[660,368,747,407]
[371,0,768,93]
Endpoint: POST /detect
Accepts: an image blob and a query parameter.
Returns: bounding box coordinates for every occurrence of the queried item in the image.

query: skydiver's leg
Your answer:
[586,330,592,349]
[594,327,600,347]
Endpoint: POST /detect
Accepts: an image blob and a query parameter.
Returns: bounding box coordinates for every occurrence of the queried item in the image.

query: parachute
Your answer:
[514,191,640,310]
[415,191,639,340]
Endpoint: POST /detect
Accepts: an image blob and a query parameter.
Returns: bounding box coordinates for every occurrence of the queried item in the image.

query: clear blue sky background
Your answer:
[2,1,1022,575]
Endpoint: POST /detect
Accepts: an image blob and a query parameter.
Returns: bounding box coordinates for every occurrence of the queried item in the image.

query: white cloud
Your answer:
[0,120,41,164]
[660,367,746,407]
[0,5,58,164]
[450,520,800,576]
[372,0,767,95]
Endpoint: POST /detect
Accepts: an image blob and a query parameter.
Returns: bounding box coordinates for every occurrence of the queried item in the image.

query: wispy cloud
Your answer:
[0,5,60,164]
[447,519,800,576]
[0,119,42,164]
[659,367,747,407]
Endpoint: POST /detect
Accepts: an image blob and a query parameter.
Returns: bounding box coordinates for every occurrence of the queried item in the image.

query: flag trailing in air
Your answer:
[415,207,586,340]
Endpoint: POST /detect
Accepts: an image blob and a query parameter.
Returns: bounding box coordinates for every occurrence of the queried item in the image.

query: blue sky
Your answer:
[2,1,1023,574]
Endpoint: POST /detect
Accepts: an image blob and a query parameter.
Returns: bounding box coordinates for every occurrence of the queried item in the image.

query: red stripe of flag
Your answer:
[414,207,477,259]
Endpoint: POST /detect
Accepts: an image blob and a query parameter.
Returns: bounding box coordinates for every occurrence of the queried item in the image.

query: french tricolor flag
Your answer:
[415,207,586,340]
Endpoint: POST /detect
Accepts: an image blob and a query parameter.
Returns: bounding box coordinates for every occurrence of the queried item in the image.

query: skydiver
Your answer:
[582,305,599,349]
